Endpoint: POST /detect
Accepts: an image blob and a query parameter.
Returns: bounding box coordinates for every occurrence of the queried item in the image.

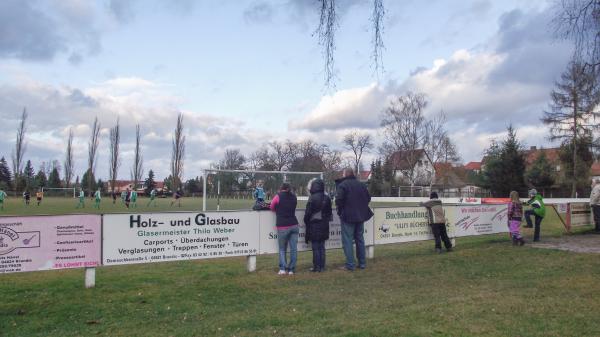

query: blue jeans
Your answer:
[341,221,366,270]
[277,226,299,272]
[311,240,326,271]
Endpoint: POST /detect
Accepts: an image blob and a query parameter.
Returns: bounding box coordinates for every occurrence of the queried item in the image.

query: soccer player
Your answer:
[76,189,85,208]
[23,190,31,205]
[94,188,102,209]
[130,189,138,208]
[120,190,127,205]
[170,190,182,207]
[36,189,43,206]
[147,188,157,207]
[0,188,7,210]
[124,188,131,208]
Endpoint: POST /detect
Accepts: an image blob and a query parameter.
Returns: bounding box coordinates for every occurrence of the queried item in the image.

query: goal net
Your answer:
[202,169,323,210]
[41,187,76,198]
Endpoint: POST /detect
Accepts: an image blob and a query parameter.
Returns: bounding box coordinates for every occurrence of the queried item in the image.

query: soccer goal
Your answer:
[201,169,324,211]
[42,187,77,198]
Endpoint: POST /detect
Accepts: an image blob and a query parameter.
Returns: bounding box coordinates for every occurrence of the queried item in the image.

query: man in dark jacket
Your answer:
[335,168,373,271]
[304,178,332,272]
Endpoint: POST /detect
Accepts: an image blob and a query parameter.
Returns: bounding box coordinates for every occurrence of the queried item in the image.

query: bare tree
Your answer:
[542,61,600,196]
[219,149,246,170]
[554,0,600,70]
[87,117,101,194]
[268,141,295,171]
[109,119,121,194]
[380,92,429,186]
[11,108,27,193]
[343,131,373,174]
[131,124,144,189]
[423,111,460,164]
[248,148,272,170]
[64,128,74,188]
[171,113,185,192]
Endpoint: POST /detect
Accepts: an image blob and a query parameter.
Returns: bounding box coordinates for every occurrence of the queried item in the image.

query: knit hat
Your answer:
[429,192,438,199]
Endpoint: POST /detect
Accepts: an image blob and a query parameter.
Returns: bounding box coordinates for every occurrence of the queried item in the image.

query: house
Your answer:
[358,170,371,182]
[464,161,482,173]
[591,162,600,180]
[522,146,561,172]
[389,149,434,186]
[432,163,467,189]
[106,180,166,195]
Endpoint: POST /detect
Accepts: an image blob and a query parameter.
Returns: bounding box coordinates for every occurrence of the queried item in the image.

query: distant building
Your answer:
[358,170,371,182]
[389,149,434,186]
[105,180,165,195]
[522,146,561,173]
[464,161,482,173]
[591,162,600,180]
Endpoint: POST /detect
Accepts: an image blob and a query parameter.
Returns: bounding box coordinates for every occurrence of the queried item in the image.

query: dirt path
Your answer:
[531,232,600,254]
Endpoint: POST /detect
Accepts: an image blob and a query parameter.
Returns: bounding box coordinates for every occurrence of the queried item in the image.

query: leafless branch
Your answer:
[371,0,385,77]
[64,128,74,188]
[343,131,374,173]
[171,113,185,191]
[131,124,144,187]
[11,108,27,192]
[87,117,101,192]
[109,119,121,193]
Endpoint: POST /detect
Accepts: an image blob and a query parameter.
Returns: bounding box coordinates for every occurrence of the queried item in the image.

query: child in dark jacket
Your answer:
[304,178,332,272]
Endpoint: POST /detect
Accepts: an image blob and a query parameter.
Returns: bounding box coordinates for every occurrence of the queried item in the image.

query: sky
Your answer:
[0,0,573,181]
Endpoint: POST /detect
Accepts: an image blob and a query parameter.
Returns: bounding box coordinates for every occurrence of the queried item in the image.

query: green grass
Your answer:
[0,196,268,215]
[1,199,599,336]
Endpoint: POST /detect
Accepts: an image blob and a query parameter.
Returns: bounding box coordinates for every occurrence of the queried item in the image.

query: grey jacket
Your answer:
[419,199,446,225]
[591,184,600,205]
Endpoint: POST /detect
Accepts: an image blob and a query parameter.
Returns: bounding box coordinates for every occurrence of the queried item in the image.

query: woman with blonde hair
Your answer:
[507,191,525,246]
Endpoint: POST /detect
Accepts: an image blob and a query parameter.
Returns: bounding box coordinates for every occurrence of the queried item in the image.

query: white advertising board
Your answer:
[373,206,455,244]
[0,215,101,273]
[102,212,260,266]
[258,210,374,254]
[447,204,509,237]
[568,203,593,227]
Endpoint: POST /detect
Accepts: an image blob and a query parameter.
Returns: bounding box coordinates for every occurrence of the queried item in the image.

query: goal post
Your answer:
[41,187,77,198]
[201,169,324,211]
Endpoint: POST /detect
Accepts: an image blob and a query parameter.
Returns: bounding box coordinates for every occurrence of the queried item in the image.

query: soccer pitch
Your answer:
[1,197,600,336]
[0,196,269,216]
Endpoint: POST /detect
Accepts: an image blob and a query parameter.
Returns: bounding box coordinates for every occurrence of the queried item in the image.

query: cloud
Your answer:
[290,83,395,131]
[243,2,274,24]
[291,7,571,162]
[0,0,101,63]
[107,0,136,24]
[0,76,276,180]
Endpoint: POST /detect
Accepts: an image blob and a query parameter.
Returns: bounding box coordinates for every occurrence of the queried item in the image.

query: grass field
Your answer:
[0,196,269,215]
[1,198,599,336]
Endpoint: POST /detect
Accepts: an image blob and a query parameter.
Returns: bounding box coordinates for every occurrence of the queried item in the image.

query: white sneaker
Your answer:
[278,270,286,275]
[287,271,294,275]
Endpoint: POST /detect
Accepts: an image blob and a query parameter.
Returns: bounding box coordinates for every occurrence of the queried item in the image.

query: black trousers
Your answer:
[524,210,543,241]
[592,205,600,231]
[431,223,452,249]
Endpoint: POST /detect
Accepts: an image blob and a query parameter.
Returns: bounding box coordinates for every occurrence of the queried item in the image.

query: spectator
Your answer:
[270,183,299,275]
[507,191,525,245]
[525,189,545,242]
[335,168,373,271]
[420,192,453,253]
[590,179,600,233]
[304,178,332,272]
